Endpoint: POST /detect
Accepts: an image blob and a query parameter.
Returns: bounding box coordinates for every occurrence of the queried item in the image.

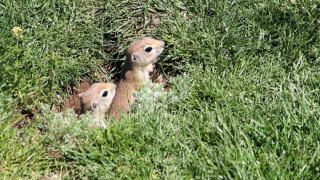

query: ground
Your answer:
[1,0,320,179]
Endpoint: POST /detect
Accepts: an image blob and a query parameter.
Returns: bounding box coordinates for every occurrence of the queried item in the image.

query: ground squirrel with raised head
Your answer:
[79,83,116,120]
[108,37,165,119]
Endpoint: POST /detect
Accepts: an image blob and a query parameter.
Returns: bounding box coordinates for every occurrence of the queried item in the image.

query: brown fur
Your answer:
[79,83,116,120]
[108,37,165,119]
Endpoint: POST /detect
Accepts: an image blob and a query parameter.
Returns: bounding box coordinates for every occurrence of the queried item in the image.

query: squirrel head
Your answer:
[126,37,165,69]
[79,83,116,119]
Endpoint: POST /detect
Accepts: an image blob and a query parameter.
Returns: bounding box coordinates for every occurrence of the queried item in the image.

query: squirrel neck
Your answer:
[121,58,149,83]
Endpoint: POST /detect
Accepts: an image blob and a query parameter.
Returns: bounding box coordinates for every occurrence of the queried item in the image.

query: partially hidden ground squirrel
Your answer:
[108,37,165,119]
[79,83,116,120]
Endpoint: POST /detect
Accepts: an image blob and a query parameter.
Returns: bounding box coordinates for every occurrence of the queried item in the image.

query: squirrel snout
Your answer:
[159,40,165,48]
[90,102,99,111]
[157,47,164,54]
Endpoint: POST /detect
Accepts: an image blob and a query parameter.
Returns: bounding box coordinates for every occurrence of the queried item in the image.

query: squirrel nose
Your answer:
[157,47,164,54]
[160,41,165,48]
[92,102,99,109]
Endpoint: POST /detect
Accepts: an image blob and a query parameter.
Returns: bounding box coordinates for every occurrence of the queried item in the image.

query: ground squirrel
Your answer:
[79,83,116,120]
[108,37,165,119]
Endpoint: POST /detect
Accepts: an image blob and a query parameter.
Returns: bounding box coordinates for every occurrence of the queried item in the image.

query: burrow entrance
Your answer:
[55,66,170,115]
[13,63,172,129]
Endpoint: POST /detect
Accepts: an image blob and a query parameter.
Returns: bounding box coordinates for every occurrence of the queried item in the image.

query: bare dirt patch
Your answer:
[12,108,39,128]
[55,78,93,115]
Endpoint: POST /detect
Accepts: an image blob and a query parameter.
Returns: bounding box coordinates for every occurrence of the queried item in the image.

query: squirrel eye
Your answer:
[102,91,108,97]
[144,47,152,52]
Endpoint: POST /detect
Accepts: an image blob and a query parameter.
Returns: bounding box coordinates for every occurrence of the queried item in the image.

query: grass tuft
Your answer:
[1,0,320,178]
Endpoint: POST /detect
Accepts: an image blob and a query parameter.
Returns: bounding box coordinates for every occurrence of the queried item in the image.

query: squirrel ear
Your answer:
[79,93,83,98]
[132,54,139,62]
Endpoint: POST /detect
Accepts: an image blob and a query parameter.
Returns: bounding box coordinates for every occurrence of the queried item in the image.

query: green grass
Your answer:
[1,0,320,178]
